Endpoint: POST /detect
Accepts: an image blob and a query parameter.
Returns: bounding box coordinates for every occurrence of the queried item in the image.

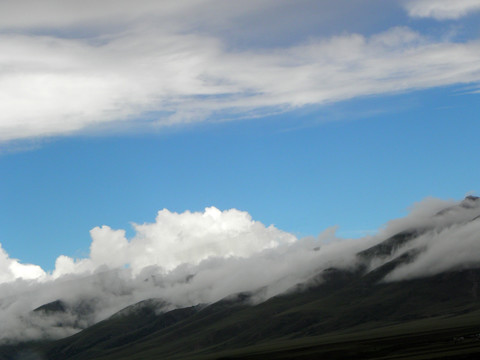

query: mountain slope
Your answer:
[22,262,480,359]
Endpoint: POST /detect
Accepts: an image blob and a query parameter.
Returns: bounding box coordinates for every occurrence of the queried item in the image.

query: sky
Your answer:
[0,0,480,275]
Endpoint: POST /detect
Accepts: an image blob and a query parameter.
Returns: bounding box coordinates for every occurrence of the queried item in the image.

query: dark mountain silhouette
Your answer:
[33,300,68,315]
[2,197,480,359]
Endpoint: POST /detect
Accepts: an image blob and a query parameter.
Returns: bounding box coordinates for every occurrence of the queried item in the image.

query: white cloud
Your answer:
[0,243,45,283]
[53,207,297,276]
[373,196,456,239]
[367,196,480,281]
[0,2,479,142]
[405,0,480,20]
[385,218,480,281]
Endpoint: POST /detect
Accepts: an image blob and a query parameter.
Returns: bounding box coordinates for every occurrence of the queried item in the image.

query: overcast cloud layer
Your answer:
[1,196,480,342]
[1,0,480,142]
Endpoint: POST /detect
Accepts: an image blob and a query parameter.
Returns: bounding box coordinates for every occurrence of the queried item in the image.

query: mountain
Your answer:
[2,197,480,359]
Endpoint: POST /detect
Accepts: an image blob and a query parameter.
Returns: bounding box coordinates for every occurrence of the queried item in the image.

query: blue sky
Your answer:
[1,0,480,273]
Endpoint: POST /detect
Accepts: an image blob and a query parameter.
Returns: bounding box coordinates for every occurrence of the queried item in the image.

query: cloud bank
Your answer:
[1,197,480,342]
[0,207,366,342]
[0,1,479,142]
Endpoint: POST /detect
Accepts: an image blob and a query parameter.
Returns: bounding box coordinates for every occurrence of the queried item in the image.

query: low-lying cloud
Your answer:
[1,197,480,342]
[381,196,480,280]
[0,207,365,342]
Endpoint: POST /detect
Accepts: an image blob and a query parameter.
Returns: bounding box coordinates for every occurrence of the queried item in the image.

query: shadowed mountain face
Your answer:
[357,230,422,260]
[2,197,480,359]
[23,265,480,360]
[33,300,68,314]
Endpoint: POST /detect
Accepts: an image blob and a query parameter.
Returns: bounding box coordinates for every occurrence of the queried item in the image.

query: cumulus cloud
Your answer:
[0,2,479,142]
[0,244,45,283]
[404,0,480,20]
[53,207,297,276]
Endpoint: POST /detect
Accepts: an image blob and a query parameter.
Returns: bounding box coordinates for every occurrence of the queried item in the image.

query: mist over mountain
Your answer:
[1,195,480,350]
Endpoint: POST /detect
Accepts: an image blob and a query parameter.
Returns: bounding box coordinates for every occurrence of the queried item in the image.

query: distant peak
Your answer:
[461,195,480,208]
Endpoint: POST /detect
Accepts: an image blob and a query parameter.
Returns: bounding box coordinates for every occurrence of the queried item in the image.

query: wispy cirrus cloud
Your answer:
[0,1,479,143]
[2,26,480,142]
